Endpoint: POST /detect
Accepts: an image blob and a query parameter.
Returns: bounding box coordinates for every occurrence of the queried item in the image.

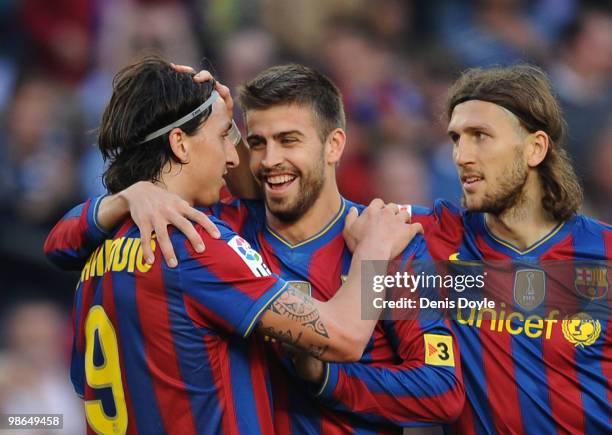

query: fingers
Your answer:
[138,222,155,265]
[385,202,399,214]
[187,209,220,239]
[152,219,177,268]
[368,198,385,210]
[215,82,233,111]
[194,70,214,83]
[171,215,205,254]
[344,206,358,230]
[398,211,411,223]
[170,63,196,74]
[408,222,424,236]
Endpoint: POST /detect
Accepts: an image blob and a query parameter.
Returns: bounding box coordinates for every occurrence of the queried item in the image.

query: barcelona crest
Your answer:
[574,265,609,300]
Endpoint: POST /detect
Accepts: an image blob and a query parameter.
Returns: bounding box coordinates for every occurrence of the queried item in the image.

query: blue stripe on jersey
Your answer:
[161,266,224,431]
[511,332,554,435]
[572,220,611,433]
[111,270,166,433]
[227,337,264,435]
[457,326,491,435]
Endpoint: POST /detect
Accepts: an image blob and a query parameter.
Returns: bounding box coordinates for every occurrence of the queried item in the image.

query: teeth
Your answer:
[267,175,295,185]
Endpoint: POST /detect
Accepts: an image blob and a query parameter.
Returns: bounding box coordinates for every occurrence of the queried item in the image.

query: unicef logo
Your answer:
[561,312,601,348]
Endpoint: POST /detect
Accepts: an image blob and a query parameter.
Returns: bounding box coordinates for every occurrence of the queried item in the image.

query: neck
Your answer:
[266,182,342,245]
[159,166,195,205]
[484,173,559,251]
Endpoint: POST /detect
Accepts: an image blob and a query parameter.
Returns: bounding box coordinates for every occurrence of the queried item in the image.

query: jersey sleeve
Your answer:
[178,222,287,337]
[44,195,111,270]
[310,237,465,426]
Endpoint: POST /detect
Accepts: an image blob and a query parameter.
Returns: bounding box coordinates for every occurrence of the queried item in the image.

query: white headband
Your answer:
[139,90,220,144]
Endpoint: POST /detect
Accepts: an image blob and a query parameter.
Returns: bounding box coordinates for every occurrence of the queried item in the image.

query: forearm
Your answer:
[96,193,130,231]
[324,239,391,351]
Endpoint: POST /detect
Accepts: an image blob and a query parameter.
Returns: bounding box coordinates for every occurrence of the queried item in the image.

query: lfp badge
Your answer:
[574,265,608,300]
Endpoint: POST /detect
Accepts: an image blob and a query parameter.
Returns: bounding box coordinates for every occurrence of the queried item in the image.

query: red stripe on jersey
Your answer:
[451,392,478,435]
[479,327,524,434]
[203,334,240,434]
[76,274,96,354]
[257,232,283,274]
[413,207,465,260]
[101,273,139,435]
[320,416,352,435]
[134,261,197,434]
[184,294,235,333]
[542,323,585,433]
[307,234,345,301]
[332,372,463,422]
[249,339,275,433]
[44,216,83,253]
[44,200,91,253]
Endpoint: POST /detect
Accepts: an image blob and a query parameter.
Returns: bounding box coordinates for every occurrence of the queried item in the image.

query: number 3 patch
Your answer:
[424,334,455,367]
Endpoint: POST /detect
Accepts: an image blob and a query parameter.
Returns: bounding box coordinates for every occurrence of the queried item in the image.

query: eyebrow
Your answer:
[447,124,494,135]
[273,130,304,140]
[246,130,305,143]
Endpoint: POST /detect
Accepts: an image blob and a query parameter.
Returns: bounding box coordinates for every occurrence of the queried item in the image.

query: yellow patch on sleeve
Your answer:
[424,333,455,367]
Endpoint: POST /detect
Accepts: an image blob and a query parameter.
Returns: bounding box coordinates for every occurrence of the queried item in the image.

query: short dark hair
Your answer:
[238,64,345,141]
[446,64,583,222]
[99,55,215,193]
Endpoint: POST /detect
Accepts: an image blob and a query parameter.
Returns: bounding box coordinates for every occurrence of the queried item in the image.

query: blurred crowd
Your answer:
[0,0,610,430]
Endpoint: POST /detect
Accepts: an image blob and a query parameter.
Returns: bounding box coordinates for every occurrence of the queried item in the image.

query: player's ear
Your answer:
[325,128,346,165]
[168,127,190,164]
[526,130,549,168]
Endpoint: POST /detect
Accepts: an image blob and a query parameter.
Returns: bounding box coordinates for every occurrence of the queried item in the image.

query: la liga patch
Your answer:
[227,235,272,277]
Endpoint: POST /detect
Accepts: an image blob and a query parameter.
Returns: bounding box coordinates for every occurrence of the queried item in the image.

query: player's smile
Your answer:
[264,172,298,195]
[460,173,484,193]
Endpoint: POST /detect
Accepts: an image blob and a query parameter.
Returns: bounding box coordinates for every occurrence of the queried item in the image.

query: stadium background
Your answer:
[0,0,609,432]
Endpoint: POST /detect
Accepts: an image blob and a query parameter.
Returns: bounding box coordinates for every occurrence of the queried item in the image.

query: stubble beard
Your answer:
[463,148,529,217]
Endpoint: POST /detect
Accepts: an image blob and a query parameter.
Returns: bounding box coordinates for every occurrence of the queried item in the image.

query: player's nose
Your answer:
[261,142,283,168]
[225,139,239,169]
[453,137,476,167]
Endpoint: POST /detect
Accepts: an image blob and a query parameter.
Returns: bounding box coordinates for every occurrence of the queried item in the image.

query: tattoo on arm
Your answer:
[269,286,329,338]
[258,324,303,346]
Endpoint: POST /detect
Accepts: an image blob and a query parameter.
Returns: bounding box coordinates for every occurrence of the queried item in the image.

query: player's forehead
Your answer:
[245,103,318,136]
[448,100,518,132]
[209,98,230,123]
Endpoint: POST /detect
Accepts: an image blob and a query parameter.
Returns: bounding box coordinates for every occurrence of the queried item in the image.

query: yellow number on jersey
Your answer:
[84,306,128,434]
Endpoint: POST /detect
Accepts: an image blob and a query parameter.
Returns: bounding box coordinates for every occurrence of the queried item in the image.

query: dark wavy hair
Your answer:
[238,64,345,142]
[446,64,583,222]
[99,55,215,193]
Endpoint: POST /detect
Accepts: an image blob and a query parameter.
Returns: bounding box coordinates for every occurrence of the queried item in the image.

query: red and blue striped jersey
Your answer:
[412,199,612,435]
[45,195,464,435]
[69,212,287,434]
[212,197,464,434]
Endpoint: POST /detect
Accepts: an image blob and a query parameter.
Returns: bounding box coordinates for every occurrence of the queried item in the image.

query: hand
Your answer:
[170,63,234,117]
[119,181,220,267]
[282,343,325,384]
[343,199,422,259]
